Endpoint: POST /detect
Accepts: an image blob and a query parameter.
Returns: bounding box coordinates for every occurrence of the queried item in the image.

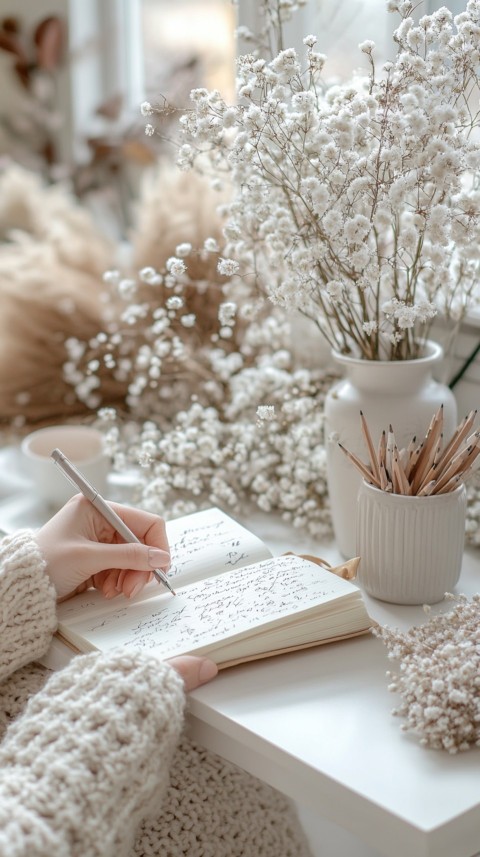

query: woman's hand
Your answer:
[35,493,171,600]
[34,495,219,691]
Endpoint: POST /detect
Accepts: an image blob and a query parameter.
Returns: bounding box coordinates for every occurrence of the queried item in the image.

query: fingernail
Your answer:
[115,571,127,592]
[129,581,144,599]
[198,659,218,684]
[148,548,171,570]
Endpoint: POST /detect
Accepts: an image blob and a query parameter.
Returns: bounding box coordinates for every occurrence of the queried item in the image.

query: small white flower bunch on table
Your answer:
[376,593,480,752]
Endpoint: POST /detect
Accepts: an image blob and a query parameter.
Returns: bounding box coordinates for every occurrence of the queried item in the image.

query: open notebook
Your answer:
[43,507,372,671]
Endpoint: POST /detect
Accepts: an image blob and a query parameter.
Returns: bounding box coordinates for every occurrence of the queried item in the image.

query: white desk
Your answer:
[0,445,479,857]
[187,512,480,857]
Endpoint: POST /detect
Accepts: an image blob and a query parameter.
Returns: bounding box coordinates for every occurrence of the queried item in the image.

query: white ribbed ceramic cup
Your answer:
[21,425,110,509]
[356,481,467,605]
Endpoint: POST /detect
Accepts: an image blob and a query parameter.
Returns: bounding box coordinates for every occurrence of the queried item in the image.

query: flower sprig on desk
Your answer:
[93,355,335,538]
[375,594,480,753]
[340,407,479,496]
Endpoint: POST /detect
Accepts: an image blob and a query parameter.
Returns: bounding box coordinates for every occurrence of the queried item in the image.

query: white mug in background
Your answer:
[21,425,110,509]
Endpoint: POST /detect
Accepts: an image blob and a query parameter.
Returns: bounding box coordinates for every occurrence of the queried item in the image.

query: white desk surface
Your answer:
[187,512,480,857]
[0,445,479,857]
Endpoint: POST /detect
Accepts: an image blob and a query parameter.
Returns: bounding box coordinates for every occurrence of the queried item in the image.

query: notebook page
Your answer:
[59,554,367,662]
[165,507,273,586]
[57,506,273,625]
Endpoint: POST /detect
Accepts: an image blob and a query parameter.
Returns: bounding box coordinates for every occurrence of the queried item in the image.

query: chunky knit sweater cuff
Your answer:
[0,530,57,682]
[0,650,186,857]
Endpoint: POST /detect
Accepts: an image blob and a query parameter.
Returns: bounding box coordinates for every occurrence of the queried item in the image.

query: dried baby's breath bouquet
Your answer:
[63,252,335,535]
[146,0,480,360]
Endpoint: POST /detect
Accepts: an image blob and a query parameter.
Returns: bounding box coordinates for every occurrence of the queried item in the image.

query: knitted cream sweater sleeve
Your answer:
[0,530,57,682]
[0,651,186,857]
[0,532,187,857]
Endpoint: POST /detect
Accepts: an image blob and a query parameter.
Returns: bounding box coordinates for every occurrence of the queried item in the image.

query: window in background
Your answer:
[140,0,236,107]
[0,1,470,236]
[297,0,394,81]
[288,0,466,83]
[237,1,395,81]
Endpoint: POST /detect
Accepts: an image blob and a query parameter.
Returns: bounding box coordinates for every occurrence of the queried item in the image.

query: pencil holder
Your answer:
[356,481,467,605]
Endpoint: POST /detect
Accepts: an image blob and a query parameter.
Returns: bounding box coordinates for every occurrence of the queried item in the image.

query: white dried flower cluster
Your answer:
[64,246,335,533]
[375,594,480,752]
[95,352,335,537]
[256,404,275,421]
[159,0,480,361]
[64,253,210,416]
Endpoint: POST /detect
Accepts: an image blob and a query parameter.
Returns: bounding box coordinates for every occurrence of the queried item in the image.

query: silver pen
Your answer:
[51,447,176,595]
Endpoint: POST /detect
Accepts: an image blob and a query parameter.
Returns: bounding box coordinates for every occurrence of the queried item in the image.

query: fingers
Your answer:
[107,502,169,552]
[87,505,171,599]
[38,496,171,601]
[119,569,155,598]
[84,540,170,576]
[63,495,169,554]
[166,656,218,691]
[88,568,155,599]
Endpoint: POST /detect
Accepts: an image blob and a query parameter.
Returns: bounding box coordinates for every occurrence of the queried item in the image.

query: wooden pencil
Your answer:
[435,409,477,472]
[460,441,480,474]
[403,435,417,478]
[377,430,387,471]
[451,460,479,487]
[410,405,442,483]
[360,410,381,483]
[392,454,402,494]
[393,453,411,494]
[379,461,389,491]
[433,443,475,492]
[399,444,410,470]
[463,429,480,450]
[415,433,443,493]
[433,439,480,493]
[338,443,381,487]
[386,424,396,481]
[432,473,463,495]
[406,441,424,483]
[417,479,437,496]
[341,409,478,498]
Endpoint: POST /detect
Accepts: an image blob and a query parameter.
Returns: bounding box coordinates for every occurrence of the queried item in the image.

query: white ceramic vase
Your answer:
[356,481,467,604]
[324,341,458,558]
